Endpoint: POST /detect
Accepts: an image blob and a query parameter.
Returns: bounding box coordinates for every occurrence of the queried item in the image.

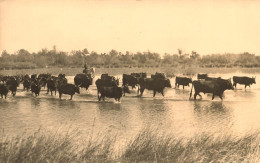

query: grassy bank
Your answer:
[0,67,259,77]
[1,129,260,163]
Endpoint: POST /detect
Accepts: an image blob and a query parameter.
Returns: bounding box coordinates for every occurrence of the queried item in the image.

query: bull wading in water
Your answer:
[31,82,41,97]
[74,74,92,90]
[123,74,139,89]
[175,76,192,89]
[189,78,234,100]
[58,84,80,100]
[98,86,123,102]
[0,84,8,99]
[139,78,171,97]
[6,77,19,96]
[233,76,256,88]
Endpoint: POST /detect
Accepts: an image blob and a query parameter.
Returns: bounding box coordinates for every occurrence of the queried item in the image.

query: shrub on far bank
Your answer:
[1,49,260,70]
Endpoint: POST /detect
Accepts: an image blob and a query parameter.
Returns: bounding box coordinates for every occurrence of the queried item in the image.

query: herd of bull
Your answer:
[0,72,257,101]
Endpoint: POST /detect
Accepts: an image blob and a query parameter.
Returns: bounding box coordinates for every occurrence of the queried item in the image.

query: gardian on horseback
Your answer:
[83,63,95,82]
[74,63,95,90]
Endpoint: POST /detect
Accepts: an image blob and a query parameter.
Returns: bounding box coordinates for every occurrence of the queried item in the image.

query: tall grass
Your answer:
[1,128,260,163]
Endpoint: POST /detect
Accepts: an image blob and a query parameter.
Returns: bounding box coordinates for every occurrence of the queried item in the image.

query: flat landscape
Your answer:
[1,68,260,162]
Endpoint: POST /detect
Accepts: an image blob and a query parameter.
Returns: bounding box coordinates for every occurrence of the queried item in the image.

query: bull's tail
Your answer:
[189,82,194,100]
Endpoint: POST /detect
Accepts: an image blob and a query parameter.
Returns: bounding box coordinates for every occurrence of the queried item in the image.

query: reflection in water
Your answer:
[193,101,229,114]
[193,101,233,137]
[0,74,260,141]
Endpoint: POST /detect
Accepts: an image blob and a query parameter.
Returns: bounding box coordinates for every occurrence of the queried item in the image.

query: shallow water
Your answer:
[0,73,260,142]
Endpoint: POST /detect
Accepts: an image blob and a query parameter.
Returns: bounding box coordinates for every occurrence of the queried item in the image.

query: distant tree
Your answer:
[1,50,10,58]
[190,51,200,60]
[16,49,32,62]
[162,53,172,64]
[82,48,88,54]
[109,49,118,57]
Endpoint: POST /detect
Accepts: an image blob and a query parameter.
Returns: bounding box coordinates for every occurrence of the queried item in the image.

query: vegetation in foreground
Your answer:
[1,128,260,163]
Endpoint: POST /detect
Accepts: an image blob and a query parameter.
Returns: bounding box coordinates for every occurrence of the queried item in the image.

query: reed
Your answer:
[1,128,260,162]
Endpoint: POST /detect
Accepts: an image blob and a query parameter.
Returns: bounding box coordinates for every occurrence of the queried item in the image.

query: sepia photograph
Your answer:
[0,0,260,162]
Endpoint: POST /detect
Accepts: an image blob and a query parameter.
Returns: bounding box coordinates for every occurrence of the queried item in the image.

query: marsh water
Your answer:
[1,73,260,143]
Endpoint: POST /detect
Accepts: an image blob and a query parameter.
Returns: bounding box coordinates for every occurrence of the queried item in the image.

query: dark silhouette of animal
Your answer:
[22,74,30,81]
[98,86,123,101]
[13,75,21,87]
[57,75,68,89]
[1,76,10,84]
[205,77,221,81]
[47,77,58,95]
[95,78,118,100]
[175,76,192,89]
[37,74,51,89]
[123,74,138,89]
[189,78,234,100]
[38,77,48,88]
[139,78,171,97]
[58,84,80,100]
[197,74,208,80]
[38,73,51,79]
[122,84,130,96]
[233,76,256,88]
[0,75,3,83]
[0,84,8,99]
[130,72,147,87]
[31,74,37,81]
[23,79,31,91]
[151,72,166,79]
[131,73,147,78]
[6,78,18,96]
[58,74,66,79]
[31,82,41,96]
[101,74,109,79]
[100,74,119,85]
[74,74,92,90]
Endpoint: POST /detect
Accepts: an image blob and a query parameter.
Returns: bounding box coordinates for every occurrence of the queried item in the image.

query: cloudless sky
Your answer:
[1,0,260,55]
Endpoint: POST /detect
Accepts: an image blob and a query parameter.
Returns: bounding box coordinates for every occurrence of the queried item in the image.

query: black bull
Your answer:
[99,87,123,101]
[74,74,92,90]
[6,78,18,96]
[58,84,80,100]
[95,79,118,99]
[175,76,192,89]
[139,78,171,97]
[0,84,8,99]
[233,76,256,88]
[31,82,41,97]
[95,78,129,101]
[123,74,138,89]
[189,78,234,100]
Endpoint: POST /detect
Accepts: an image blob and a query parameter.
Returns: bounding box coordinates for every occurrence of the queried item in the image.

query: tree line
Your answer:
[0,47,260,69]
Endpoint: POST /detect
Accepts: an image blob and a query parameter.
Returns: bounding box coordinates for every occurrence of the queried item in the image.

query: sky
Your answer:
[0,0,260,56]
